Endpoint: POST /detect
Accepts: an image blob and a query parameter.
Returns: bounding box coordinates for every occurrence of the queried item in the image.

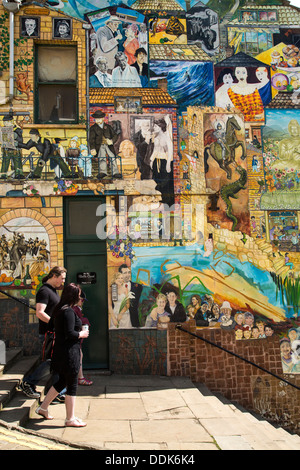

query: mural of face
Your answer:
[235,66,248,83]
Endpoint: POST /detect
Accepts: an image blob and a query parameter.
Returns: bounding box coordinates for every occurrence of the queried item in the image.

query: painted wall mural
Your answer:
[150,60,214,111]
[186,1,219,55]
[88,7,149,88]
[203,111,249,233]
[256,43,300,96]
[262,109,300,209]
[1,0,300,385]
[214,53,272,121]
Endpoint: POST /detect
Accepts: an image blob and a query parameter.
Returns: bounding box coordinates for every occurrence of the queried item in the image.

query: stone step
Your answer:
[0,347,23,376]
[0,387,43,427]
[0,353,39,411]
[193,383,300,450]
[0,350,43,427]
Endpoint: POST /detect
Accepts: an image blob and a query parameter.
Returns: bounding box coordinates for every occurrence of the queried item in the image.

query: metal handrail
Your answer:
[176,324,300,392]
[0,288,35,311]
[0,154,122,180]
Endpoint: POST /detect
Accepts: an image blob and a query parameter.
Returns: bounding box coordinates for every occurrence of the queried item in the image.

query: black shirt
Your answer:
[36,283,60,334]
[165,301,187,323]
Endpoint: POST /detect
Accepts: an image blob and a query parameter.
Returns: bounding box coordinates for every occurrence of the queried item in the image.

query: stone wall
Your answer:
[168,321,300,434]
[209,224,273,271]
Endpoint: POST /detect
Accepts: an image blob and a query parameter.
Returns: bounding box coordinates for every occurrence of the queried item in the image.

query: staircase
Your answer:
[255,238,291,278]
[192,382,300,450]
[0,347,41,427]
[1,348,300,450]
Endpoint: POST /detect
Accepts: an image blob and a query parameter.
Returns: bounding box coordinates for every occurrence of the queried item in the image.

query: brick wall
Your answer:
[168,321,300,434]
[109,328,168,376]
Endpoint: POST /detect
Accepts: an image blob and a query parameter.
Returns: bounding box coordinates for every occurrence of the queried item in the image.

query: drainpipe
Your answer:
[82,22,91,144]
[2,1,21,103]
[9,11,14,101]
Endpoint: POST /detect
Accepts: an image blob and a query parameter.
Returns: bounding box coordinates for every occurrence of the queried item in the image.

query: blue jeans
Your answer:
[24,334,66,395]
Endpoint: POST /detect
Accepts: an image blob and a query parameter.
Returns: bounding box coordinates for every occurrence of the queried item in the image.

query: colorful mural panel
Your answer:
[214,53,272,120]
[88,8,149,88]
[150,60,214,111]
[186,1,219,55]
[256,43,300,95]
[1,0,300,413]
[148,14,187,45]
[203,111,249,233]
[263,109,300,191]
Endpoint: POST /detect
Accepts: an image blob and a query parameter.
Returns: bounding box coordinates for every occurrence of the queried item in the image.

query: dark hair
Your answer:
[154,118,167,132]
[52,283,81,318]
[216,68,235,87]
[118,263,130,273]
[134,47,147,57]
[42,266,67,284]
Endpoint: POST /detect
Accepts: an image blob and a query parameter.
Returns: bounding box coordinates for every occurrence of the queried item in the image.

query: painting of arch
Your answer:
[0,216,50,296]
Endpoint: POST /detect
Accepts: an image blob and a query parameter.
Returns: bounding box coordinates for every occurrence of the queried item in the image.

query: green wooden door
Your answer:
[63,197,108,369]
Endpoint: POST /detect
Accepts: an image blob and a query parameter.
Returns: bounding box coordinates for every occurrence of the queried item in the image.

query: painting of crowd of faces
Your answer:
[88,7,148,88]
[214,59,272,121]
[203,111,249,234]
[0,216,50,300]
[107,235,300,375]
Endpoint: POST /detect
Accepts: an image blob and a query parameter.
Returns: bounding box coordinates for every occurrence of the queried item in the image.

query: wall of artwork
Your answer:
[0,0,300,429]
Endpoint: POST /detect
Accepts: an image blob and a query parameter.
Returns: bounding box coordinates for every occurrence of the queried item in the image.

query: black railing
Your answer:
[176,324,300,392]
[0,288,35,312]
[0,154,122,181]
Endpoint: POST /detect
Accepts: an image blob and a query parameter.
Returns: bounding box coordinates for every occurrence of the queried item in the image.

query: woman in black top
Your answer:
[35,283,89,427]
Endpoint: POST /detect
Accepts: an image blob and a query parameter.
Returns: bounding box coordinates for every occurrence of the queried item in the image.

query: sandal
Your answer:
[35,406,53,420]
[78,377,93,386]
[65,417,87,427]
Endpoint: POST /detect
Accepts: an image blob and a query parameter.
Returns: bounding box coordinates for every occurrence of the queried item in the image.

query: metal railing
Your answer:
[0,154,123,181]
[176,324,300,392]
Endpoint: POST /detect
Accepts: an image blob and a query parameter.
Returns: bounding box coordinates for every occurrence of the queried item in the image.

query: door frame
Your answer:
[63,195,109,369]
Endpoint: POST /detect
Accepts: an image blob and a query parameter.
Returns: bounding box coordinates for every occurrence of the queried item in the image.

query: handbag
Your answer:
[42,330,55,361]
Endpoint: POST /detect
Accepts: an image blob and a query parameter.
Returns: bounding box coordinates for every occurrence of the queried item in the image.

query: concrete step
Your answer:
[0,347,23,376]
[193,383,300,450]
[0,351,39,414]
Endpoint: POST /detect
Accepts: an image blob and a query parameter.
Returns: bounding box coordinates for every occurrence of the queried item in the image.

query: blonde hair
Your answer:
[111,272,123,285]
[156,293,167,302]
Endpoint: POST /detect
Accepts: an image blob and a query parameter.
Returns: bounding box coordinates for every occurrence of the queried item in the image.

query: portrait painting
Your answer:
[20,16,40,38]
[53,18,72,39]
[214,62,271,120]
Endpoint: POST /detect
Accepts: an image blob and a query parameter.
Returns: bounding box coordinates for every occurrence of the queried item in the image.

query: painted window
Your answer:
[35,45,78,124]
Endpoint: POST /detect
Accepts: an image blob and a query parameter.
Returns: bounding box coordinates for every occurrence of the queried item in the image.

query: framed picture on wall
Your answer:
[130,115,154,140]
[20,16,40,38]
[115,96,142,113]
[53,18,72,39]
